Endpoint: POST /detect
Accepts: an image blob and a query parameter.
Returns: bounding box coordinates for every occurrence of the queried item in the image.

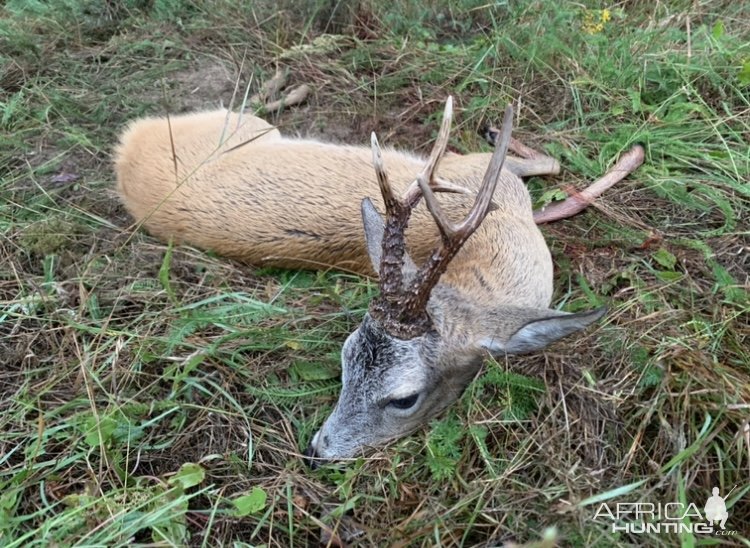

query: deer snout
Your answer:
[303,430,328,469]
[302,443,323,469]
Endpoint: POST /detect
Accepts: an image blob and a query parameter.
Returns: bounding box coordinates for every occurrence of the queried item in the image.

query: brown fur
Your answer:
[115,109,558,310]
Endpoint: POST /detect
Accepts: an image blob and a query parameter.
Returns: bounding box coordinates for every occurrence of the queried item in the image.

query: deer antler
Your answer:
[369,98,514,339]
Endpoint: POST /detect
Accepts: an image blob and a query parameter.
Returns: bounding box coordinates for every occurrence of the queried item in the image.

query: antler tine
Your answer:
[404,104,514,315]
[420,96,454,183]
[403,97,455,207]
[370,131,411,308]
[457,104,513,234]
[371,133,396,209]
[418,105,513,241]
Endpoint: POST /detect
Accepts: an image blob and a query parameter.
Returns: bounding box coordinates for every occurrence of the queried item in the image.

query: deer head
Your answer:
[304,98,605,465]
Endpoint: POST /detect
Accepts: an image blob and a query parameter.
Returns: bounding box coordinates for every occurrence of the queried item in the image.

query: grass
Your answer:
[1,0,748,545]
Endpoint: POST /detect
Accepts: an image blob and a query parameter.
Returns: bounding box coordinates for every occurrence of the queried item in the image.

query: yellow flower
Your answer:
[582,9,611,34]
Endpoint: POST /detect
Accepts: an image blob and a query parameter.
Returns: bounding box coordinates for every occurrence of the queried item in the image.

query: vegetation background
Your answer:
[1,0,748,545]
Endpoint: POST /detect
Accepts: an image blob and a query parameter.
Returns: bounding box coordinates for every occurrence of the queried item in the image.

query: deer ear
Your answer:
[361,198,385,273]
[361,198,417,277]
[480,307,607,355]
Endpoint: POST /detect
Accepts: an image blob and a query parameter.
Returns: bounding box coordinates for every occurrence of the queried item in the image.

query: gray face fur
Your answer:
[304,298,605,463]
[306,313,484,462]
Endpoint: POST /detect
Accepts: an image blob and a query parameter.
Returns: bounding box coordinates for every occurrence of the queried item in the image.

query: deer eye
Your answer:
[387,393,420,410]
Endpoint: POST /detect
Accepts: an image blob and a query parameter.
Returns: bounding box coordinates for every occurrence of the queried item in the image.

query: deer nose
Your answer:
[303,443,324,469]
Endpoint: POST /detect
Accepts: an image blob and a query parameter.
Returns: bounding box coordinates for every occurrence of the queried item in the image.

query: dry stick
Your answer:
[533,145,646,225]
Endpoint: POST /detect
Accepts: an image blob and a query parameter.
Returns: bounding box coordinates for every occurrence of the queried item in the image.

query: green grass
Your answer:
[1,0,748,545]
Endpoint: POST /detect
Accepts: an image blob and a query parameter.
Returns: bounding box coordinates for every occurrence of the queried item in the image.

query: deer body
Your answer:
[115,102,604,463]
[116,109,554,304]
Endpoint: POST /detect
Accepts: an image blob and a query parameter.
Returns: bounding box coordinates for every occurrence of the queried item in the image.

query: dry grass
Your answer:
[1,0,748,546]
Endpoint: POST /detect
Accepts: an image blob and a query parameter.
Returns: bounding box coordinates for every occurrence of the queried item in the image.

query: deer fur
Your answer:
[115,102,605,464]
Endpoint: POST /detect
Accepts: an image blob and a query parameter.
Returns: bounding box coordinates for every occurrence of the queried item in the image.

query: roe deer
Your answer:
[115,97,642,464]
